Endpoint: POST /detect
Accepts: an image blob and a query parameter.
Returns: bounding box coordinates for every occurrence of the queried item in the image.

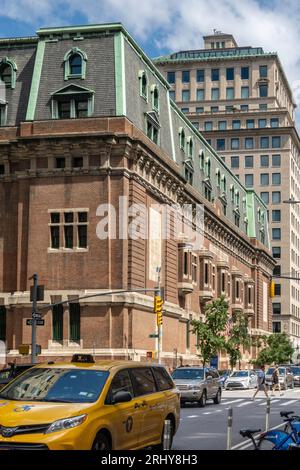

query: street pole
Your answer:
[156,267,162,364]
[31,273,38,364]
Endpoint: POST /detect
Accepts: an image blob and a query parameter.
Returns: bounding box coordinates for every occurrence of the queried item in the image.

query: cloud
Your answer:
[1,0,300,105]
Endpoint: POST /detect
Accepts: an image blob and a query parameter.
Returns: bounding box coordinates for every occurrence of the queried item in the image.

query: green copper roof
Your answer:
[154,47,276,63]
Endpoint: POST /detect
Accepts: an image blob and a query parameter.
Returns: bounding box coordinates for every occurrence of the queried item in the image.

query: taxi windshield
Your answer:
[0,368,109,403]
[172,369,204,380]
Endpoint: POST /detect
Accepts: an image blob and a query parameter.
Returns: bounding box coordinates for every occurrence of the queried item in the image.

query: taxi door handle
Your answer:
[141,400,148,407]
[134,403,141,409]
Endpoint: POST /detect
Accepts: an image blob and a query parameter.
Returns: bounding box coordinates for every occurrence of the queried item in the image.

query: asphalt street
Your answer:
[173,387,300,450]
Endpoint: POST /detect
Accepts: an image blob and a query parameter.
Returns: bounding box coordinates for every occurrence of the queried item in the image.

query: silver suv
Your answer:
[172,367,222,407]
[265,366,294,389]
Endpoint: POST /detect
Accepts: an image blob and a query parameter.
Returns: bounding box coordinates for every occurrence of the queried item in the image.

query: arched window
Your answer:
[187,136,194,158]
[69,54,82,76]
[0,58,17,89]
[221,174,227,193]
[151,85,159,112]
[139,71,148,100]
[199,149,204,170]
[179,127,185,151]
[205,157,211,177]
[64,48,87,80]
[216,168,221,187]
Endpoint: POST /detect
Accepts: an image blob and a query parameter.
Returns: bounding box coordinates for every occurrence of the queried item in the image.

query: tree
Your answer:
[191,296,229,367]
[254,333,294,366]
[225,309,251,370]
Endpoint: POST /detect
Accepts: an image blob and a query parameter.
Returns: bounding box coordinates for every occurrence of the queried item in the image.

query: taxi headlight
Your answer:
[45,414,87,434]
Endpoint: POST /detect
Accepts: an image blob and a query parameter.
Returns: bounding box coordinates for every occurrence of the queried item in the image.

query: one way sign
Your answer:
[26,319,45,326]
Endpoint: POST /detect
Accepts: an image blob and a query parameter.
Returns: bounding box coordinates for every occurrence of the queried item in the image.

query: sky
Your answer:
[1,0,300,120]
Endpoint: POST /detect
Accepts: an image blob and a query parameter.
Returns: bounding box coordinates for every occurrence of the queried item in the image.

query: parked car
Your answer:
[0,364,34,390]
[0,357,180,450]
[172,367,222,407]
[218,370,231,388]
[265,366,294,389]
[224,370,258,390]
[289,366,300,387]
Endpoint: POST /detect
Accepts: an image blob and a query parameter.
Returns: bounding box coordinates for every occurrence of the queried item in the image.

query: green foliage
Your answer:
[255,333,294,365]
[225,309,251,370]
[191,296,229,367]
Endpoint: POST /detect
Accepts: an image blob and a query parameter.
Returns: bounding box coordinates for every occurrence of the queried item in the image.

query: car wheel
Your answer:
[213,388,222,405]
[92,432,111,451]
[198,390,207,407]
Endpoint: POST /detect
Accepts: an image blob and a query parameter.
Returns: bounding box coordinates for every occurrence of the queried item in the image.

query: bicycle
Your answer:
[240,411,300,450]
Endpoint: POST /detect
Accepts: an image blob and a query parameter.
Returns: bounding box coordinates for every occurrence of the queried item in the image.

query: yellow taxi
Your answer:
[0,355,180,450]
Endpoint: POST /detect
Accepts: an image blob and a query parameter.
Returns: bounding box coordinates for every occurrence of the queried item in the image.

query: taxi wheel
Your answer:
[92,431,111,451]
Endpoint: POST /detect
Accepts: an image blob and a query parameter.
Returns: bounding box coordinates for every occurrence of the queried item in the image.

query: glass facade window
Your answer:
[272,191,281,204]
[192,122,199,130]
[273,265,281,276]
[205,121,213,131]
[181,108,189,114]
[260,173,269,186]
[211,106,219,113]
[272,136,281,148]
[196,107,204,113]
[272,154,281,167]
[245,174,254,187]
[211,69,219,81]
[260,155,269,167]
[211,88,219,100]
[231,156,239,168]
[259,85,268,97]
[197,69,205,82]
[260,65,268,78]
[273,303,281,315]
[218,121,227,130]
[272,173,281,185]
[232,120,240,129]
[169,91,175,101]
[261,137,269,149]
[226,87,234,99]
[245,137,254,149]
[197,89,204,101]
[272,247,281,259]
[240,105,249,111]
[241,86,249,98]
[245,155,253,168]
[182,90,190,102]
[226,105,234,112]
[231,138,239,150]
[167,71,175,84]
[226,68,234,80]
[260,192,269,204]
[271,118,279,128]
[241,66,249,80]
[246,119,254,129]
[182,70,190,83]
[259,103,268,110]
[217,139,225,151]
[273,322,281,333]
[272,228,281,240]
[272,210,281,222]
[259,119,267,128]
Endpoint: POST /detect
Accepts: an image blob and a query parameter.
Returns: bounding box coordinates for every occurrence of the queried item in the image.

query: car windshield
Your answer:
[172,369,204,380]
[0,368,109,403]
[266,368,285,376]
[230,371,248,377]
[218,370,229,376]
[291,367,300,375]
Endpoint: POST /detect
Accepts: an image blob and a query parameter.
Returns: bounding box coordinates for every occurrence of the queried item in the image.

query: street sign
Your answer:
[32,313,42,319]
[149,334,159,338]
[26,319,45,326]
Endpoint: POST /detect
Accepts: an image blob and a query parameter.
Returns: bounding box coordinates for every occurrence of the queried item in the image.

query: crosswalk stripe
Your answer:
[237,401,252,407]
[279,400,298,406]
[221,399,244,405]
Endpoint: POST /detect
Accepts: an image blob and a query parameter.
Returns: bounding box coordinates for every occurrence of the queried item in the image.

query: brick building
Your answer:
[0,24,274,368]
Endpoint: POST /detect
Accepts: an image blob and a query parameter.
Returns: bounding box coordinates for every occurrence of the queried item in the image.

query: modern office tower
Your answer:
[155,32,300,355]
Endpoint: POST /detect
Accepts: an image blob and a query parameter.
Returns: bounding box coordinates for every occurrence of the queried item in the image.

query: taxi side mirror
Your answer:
[113,391,133,404]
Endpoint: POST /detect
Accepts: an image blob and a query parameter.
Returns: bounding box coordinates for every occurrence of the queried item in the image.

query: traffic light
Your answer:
[269,280,275,298]
[154,295,163,326]
[147,351,155,359]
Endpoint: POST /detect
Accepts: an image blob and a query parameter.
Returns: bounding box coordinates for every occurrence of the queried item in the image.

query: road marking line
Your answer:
[231,422,285,450]
[186,415,199,418]
[237,401,252,407]
[221,399,244,405]
[279,399,298,406]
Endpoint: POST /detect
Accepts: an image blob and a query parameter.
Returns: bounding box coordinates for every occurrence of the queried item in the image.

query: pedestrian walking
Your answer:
[271,365,284,396]
[252,365,269,400]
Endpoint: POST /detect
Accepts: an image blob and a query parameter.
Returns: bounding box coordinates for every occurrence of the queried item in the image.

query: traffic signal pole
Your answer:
[155,267,162,364]
[31,273,38,364]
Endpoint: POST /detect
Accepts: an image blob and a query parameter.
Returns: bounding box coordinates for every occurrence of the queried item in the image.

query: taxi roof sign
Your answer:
[71,354,95,364]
